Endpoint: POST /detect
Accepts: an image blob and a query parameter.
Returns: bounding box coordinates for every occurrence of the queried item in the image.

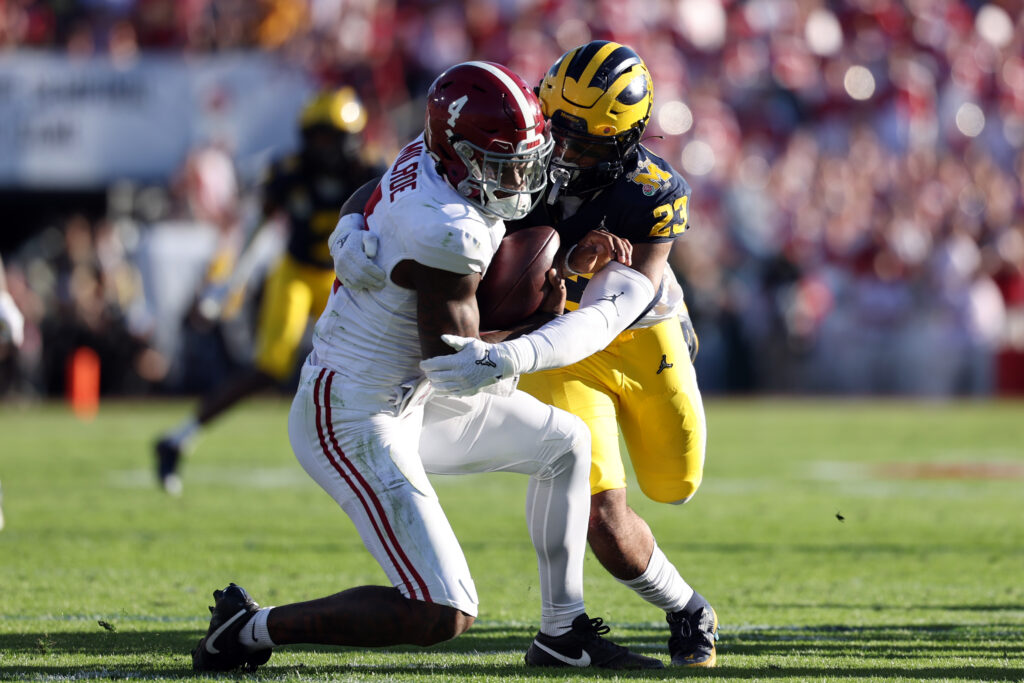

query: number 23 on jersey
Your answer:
[649,195,688,238]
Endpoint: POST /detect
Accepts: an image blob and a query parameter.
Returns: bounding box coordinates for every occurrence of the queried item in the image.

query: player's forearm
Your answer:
[500,262,655,374]
[480,311,559,343]
[412,262,483,359]
[419,299,480,358]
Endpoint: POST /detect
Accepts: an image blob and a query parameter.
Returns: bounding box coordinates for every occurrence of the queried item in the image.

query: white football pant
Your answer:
[288,361,591,622]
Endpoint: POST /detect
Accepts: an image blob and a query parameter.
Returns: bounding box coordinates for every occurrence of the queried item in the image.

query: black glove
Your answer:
[680,311,699,364]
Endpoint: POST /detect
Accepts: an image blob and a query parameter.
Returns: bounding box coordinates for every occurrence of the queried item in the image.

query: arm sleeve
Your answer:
[500,261,656,374]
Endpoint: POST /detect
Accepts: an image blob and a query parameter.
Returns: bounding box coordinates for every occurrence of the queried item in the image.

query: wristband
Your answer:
[563,244,583,276]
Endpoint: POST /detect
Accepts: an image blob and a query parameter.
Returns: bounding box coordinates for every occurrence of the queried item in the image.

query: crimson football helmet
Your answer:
[425,61,553,221]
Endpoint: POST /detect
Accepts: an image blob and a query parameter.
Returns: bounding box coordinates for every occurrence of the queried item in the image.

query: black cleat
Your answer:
[525,613,663,669]
[192,583,272,672]
[154,437,183,496]
[667,600,719,667]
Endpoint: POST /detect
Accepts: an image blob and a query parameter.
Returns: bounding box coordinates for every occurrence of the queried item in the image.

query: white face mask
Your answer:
[452,137,553,221]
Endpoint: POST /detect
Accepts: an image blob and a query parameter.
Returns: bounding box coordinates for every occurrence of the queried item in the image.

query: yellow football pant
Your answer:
[253,254,335,381]
[518,318,706,503]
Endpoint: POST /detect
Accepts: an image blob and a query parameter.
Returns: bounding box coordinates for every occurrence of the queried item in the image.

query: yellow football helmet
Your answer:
[299,87,367,174]
[537,41,653,198]
[299,87,367,134]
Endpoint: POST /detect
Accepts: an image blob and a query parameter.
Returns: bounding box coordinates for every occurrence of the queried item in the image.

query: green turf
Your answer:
[1,398,1022,681]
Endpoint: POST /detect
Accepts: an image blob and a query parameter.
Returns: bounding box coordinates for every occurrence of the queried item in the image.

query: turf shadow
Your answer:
[701,665,1024,680]
[0,628,199,656]
[0,623,659,658]
[752,602,1024,612]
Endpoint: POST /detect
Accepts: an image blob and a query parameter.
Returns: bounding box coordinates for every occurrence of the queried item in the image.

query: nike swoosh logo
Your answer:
[533,641,592,667]
[205,609,247,654]
[251,619,258,643]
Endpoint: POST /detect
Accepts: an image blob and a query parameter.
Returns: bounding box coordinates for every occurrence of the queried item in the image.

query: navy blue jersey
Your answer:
[511,145,691,309]
[262,155,381,269]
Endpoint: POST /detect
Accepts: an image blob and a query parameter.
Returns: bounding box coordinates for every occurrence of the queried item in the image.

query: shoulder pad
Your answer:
[384,201,498,275]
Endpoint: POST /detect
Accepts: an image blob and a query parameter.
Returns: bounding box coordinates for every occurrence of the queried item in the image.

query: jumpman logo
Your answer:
[475,350,497,368]
[657,354,673,374]
[598,291,625,313]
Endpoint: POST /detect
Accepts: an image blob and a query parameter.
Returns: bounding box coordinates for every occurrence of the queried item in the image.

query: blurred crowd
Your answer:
[2,0,1024,397]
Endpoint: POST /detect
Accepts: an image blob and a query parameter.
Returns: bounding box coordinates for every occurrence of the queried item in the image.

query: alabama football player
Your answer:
[191,61,662,673]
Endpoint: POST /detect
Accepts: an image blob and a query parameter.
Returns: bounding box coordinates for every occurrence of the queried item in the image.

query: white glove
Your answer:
[329,213,386,291]
[419,334,516,396]
[0,291,25,347]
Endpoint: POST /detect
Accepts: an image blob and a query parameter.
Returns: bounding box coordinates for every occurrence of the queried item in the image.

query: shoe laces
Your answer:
[676,618,694,639]
[670,607,717,650]
[580,616,611,638]
[667,617,691,651]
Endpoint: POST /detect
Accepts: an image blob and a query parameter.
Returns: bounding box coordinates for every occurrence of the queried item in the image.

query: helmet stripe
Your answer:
[565,40,610,82]
[610,70,649,106]
[576,42,620,93]
[592,46,643,90]
[463,61,536,130]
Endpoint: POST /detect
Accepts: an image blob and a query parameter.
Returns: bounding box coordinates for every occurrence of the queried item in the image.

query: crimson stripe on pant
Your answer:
[312,368,432,603]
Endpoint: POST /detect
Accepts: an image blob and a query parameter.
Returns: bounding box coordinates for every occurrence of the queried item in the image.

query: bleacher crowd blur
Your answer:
[1,0,1022,398]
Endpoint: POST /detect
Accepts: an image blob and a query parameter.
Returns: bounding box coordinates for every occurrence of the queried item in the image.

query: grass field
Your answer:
[1,398,1023,682]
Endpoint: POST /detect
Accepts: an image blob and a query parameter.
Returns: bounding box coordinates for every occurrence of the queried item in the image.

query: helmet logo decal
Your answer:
[444,94,468,129]
[446,95,468,129]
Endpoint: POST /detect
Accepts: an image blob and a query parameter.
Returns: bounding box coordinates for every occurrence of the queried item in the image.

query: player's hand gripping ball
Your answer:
[476,226,560,331]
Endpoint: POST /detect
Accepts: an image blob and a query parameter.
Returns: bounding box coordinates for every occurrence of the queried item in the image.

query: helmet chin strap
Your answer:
[546,168,571,205]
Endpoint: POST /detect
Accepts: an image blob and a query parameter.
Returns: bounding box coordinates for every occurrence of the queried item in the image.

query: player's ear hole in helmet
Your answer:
[424,61,554,221]
[536,40,653,202]
[299,87,367,174]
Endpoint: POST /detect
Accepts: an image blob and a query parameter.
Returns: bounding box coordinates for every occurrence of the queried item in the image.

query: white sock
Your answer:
[618,544,693,613]
[540,613,581,636]
[167,418,199,449]
[239,607,276,651]
[530,440,589,637]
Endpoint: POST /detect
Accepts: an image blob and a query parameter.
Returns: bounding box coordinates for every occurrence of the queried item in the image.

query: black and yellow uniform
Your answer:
[515,146,706,504]
[253,155,377,380]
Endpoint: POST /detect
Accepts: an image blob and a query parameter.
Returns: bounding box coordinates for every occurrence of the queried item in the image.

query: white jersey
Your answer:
[309,135,504,408]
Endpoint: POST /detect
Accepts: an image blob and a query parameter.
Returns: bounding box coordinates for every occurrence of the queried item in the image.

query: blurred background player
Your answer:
[0,255,25,356]
[153,87,382,494]
[0,254,26,530]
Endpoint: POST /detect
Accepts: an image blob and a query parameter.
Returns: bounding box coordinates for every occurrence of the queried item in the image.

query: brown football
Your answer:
[477,225,560,331]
